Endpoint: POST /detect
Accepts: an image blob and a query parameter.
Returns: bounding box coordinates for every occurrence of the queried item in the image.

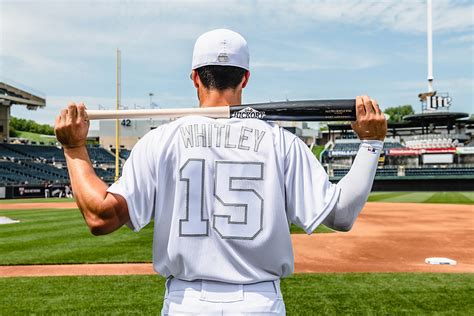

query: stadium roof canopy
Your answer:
[0,82,46,109]
[403,112,469,124]
[327,111,471,131]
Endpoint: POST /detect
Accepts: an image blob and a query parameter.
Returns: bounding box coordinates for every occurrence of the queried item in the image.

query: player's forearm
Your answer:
[323,140,383,231]
[64,146,112,231]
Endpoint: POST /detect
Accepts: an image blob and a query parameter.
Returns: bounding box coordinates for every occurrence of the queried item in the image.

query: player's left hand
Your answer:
[351,95,387,141]
[55,102,90,149]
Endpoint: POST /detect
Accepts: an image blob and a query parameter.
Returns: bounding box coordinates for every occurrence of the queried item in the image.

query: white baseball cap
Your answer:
[191,29,249,71]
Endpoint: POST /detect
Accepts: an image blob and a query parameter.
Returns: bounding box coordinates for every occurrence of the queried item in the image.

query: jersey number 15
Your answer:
[179,159,264,240]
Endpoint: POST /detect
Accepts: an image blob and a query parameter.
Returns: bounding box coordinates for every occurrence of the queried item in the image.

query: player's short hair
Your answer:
[196,65,247,90]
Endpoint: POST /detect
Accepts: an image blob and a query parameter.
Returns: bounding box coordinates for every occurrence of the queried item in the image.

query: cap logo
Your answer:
[218,53,229,62]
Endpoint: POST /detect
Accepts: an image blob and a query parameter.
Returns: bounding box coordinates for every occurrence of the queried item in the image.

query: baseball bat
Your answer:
[86,99,356,121]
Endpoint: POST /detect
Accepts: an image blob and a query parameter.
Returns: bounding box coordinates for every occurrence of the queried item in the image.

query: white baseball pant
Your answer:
[161,278,286,315]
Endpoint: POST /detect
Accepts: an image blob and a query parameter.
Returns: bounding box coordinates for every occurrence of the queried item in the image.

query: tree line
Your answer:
[9,117,55,136]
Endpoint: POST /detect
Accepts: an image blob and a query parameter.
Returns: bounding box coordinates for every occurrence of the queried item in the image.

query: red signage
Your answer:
[388,147,457,156]
[388,148,420,156]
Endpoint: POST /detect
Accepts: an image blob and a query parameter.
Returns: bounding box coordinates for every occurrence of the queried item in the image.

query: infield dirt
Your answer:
[0,202,77,210]
[0,201,472,277]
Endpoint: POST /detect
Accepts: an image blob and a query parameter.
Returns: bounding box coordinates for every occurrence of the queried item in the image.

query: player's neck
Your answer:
[199,88,242,107]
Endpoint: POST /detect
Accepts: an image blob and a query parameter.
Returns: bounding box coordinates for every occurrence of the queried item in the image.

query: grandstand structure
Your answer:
[0,86,472,197]
[0,142,117,198]
[1,110,472,198]
[0,82,46,141]
[322,112,474,190]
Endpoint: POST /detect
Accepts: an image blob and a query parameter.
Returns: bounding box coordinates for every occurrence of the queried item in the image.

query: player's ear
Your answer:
[241,71,250,89]
[191,70,200,89]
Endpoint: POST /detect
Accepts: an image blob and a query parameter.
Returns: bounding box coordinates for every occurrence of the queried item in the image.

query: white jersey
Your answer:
[107,116,339,284]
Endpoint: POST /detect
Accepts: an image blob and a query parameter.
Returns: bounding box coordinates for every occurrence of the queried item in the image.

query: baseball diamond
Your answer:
[52,28,389,314]
[1,1,473,315]
[0,194,473,314]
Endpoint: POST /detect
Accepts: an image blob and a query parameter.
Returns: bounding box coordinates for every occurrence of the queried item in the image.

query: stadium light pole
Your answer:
[115,48,121,182]
[427,0,434,93]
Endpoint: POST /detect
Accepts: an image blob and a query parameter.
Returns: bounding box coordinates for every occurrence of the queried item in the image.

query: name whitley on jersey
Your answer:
[179,123,266,152]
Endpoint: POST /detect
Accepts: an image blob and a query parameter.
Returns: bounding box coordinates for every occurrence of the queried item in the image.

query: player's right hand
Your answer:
[54,102,90,149]
[351,96,387,141]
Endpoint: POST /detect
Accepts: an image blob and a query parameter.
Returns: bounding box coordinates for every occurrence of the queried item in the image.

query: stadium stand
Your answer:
[94,168,116,182]
[0,143,31,161]
[110,148,131,160]
[120,149,131,160]
[20,161,69,181]
[87,147,115,164]
[0,161,47,184]
[0,143,115,164]
[0,142,120,186]
[404,134,458,149]
[332,166,474,178]
[404,167,474,176]
[1,143,65,163]
[331,141,404,152]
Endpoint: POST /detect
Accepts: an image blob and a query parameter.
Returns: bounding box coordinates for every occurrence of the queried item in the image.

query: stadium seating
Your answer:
[383,142,403,149]
[404,135,458,149]
[94,168,116,181]
[331,142,403,152]
[332,166,474,178]
[332,143,360,152]
[120,149,131,160]
[0,161,46,184]
[1,143,65,163]
[20,161,69,181]
[405,167,474,176]
[0,143,116,164]
[0,144,31,161]
[87,147,115,164]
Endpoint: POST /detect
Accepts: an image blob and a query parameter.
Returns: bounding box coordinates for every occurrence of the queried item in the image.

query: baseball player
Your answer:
[55,29,387,315]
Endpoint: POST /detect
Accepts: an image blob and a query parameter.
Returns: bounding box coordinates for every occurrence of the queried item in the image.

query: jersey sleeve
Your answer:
[106,132,158,232]
[284,137,340,234]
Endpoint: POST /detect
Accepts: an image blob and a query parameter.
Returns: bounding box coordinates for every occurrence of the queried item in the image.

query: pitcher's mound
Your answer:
[0,216,20,225]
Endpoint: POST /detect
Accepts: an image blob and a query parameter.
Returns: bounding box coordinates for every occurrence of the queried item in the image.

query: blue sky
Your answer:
[1,0,473,128]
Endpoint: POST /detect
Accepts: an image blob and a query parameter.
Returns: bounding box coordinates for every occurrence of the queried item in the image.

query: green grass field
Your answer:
[2,191,471,205]
[368,191,474,204]
[1,274,472,315]
[0,191,471,265]
[13,131,56,144]
[0,209,154,265]
[1,192,473,314]
[0,208,329,265]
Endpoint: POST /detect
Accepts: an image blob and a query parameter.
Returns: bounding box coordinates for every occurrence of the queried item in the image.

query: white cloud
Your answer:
[446,33,474,44]
[2,0,472,122]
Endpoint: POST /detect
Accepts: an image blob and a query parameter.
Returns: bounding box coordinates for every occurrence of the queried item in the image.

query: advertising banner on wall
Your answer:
[389,147,457,156]
[422,154,454,164]
[329,150,358,157]
[12,186,45,198]
[456,147,474,155]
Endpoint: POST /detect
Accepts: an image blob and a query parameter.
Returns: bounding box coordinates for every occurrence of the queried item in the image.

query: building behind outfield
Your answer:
[98,118,168,150]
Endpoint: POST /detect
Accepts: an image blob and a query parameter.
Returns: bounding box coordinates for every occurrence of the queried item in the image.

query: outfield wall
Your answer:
[330,176,474,192]
[1,176,473,199]
[0,184,68,199]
